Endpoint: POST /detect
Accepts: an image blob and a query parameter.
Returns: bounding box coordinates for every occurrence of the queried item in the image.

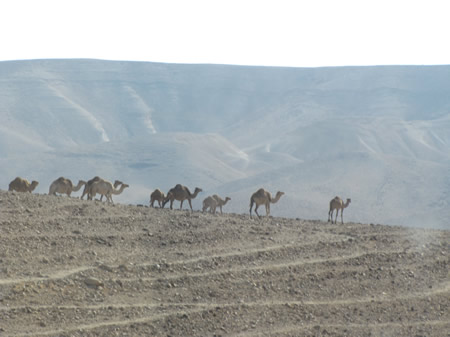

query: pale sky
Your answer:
[1,0,449,67]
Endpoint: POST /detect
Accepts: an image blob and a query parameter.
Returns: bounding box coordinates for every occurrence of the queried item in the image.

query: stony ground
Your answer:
[0,190,448,337]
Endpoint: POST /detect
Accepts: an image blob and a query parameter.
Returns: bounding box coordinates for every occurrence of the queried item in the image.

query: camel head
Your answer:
[114,180,123,188]
[221,197,231,205]
[30,181,39,191]
[345,198,351,207]
[192,187,203,197]
[75,180,87,187]
[272,191,284,203]
[72,180,87,192]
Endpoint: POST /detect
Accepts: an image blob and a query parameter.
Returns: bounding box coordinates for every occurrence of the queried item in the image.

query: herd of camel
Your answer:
[7,176,351,223]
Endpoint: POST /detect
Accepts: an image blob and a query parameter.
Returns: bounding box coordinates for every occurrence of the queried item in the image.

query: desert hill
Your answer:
[1,60,450,229]
[0,191,448,336]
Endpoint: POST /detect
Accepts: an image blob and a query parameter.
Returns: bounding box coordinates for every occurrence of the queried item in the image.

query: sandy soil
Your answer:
[0,190,448,337]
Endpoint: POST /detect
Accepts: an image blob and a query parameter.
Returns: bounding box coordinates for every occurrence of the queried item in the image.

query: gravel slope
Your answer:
[0,190,448,336]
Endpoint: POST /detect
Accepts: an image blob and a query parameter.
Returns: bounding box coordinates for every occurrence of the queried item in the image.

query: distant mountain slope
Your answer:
[0,59,449,229]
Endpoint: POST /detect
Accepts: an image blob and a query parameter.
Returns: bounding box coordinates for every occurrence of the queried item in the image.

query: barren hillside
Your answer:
[0,190,448,336]
[2,60,450,228]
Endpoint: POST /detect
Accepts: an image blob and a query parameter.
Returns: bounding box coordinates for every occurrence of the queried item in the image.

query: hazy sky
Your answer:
[2,0,449,67]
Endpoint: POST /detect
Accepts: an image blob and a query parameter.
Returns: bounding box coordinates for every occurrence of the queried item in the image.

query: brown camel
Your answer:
[202,196,217,213]
[203,195,231,214]
[328,196,351,224]
[162,184,202,211]
[150,188,166,208]
[80,176,101,200]
[89,179,129,203]
[249,188,284,218]
[8,177,39,193]
[213,195,231,214]
[81,176,122,201]
[49,177,86,197]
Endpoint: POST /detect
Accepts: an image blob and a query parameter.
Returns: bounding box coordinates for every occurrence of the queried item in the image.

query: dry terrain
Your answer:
[0,190,448,337]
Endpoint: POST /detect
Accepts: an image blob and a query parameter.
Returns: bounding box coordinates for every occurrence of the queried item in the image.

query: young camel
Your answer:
[150,188,166,208]
[249,188,284,218]
[213,195,231,214]
[49,177,86,197]
[203,195,231,214]
[89,179,129,203]
[8,177,39,193]
[162,184,202,211]
[202,196,217,213]
[328,196,351,224]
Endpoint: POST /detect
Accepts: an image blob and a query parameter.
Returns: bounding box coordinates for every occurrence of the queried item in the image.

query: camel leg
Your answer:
[334,209,339,224]
[179,200,184,210]
[249,200,254,217]
[266,203,270,217]
[170,200,174,210]
[328,209,332,222]
[255,205,260,218]
[341,209,344,224]
[188,199,193,211]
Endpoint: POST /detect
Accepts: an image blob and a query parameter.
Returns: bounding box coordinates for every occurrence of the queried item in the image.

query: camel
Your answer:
[162,184,202,211]
[249,188,284,218]
[80,176,101,200]
[80,176,122,201]
[49,177,86,197]
[202,196,217,213]
[89,179,129,203]
[203,194,231,214]
[328,196,351,224]
[150,188,166,208]
[8,177,39,193]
